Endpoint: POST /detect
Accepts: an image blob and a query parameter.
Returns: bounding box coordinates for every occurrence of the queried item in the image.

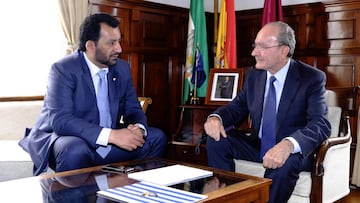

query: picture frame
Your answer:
[205,68,244,105]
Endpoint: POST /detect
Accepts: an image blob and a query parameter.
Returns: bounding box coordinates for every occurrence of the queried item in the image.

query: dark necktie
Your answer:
[96,70,112,158]
[261,76,277,159]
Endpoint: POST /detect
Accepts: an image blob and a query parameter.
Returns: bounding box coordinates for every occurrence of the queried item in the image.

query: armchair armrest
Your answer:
[313,116,351,176]
[311,116,351,203]
[138,97,152,113]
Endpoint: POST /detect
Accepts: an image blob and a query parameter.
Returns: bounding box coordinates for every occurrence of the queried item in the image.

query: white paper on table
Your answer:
[127,164,213,186]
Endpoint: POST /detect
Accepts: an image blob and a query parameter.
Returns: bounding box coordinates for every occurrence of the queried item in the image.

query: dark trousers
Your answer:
[206,129,312,203]
[49,127,167,172]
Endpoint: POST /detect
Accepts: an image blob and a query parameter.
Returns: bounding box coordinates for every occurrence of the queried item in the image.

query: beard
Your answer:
[94,47,119,67]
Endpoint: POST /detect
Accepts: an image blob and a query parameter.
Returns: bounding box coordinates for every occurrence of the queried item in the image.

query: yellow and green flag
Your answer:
[183,0,209,104]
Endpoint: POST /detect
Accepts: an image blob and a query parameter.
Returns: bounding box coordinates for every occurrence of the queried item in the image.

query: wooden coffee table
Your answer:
[0,158,271,203]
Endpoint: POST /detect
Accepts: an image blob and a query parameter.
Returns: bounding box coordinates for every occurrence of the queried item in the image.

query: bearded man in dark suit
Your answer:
[20,13,167,176]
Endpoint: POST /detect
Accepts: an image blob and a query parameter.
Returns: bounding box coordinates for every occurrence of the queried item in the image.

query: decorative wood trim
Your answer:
[0,96,44,102]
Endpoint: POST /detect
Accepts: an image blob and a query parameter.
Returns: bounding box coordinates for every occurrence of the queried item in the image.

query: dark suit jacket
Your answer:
[19,51,147,175]
[215,59,331,159]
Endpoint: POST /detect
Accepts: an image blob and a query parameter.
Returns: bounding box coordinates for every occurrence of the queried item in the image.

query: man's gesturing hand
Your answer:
[204,116,227,141]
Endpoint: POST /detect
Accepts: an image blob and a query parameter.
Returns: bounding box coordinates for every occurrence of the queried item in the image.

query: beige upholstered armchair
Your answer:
[234,89,352,203]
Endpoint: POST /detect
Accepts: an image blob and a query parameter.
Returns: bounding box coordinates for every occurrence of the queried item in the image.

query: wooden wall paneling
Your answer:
[327,11,359,49]
[324,1,360,55]
[311,13,329,50]
[326,55,357,87]
[322,64,355,87]
[236,11,261,66]
[304,8,324,50]
[169,56,185,137]
[168,14,188,136]
[314,56,329,71]
[135,8,187,135]
[355,56,360,86]
[138,53,171,131]
[140,12,169,47]
[172,15,188,50]
[323,2,360,138]
[295,56,317,67]
[125,52,140,91]
[129,8,141,47]
[324,2,360,179]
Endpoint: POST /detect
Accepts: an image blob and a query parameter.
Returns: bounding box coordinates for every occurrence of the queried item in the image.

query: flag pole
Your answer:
[190,71,199,104]
[190,47,200,105]
[214,0,218,65]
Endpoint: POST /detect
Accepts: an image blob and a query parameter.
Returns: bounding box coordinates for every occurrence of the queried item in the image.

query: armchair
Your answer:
[119,97,152,125]
[233,89,352,203]
[138,97,152,113]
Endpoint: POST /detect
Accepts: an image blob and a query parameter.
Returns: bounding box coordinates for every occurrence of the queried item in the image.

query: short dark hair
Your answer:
[78,13,120,51]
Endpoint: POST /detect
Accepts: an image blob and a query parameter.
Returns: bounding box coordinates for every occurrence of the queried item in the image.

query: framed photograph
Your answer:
[205,68,244,105]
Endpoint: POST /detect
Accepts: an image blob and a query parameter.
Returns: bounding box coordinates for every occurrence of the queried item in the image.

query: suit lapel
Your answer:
[253,71,267,127]
[107,69,120,126]
[78,51,97,99]
[277,60,301,128]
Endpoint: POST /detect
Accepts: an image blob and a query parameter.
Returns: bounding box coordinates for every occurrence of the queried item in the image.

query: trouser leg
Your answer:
[49,136,94,172]
[206,130,261,171]
[264,153,303,203]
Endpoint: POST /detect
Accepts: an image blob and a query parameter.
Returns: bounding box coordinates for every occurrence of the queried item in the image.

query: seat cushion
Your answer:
[234,159,312,197]
[327,106,341,137]
[0,161,33,182]
[0,140,33,181]
[0,100,43,140]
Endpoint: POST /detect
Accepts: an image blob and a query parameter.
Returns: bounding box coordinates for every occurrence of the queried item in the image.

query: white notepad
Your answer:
[127,164,213,186]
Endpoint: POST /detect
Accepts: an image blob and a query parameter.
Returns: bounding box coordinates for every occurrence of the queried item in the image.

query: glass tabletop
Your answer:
[39,159,245,203]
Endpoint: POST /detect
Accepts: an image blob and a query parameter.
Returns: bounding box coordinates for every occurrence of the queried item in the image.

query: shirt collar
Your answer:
[267,59,290,85]
[83,52,109,77]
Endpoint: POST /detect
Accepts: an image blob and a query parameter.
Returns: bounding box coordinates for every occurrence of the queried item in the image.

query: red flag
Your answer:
[215,0,237,69]
[262,0,283,26]
[226,0,236,69]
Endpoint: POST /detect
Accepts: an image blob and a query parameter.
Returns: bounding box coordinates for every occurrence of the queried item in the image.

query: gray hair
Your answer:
[266,21,296,57]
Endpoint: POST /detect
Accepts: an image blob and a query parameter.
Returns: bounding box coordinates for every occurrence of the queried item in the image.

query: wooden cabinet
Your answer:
[174,105,218,143]
[166,105,219,166]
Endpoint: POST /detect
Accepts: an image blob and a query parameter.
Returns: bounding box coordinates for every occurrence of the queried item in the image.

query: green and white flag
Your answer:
[183,0,209,104]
